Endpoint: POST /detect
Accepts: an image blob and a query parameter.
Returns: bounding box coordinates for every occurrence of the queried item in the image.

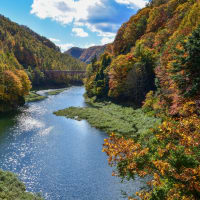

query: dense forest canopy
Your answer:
[85,0,200,106]
[0,14,86,112]
[84,0,200,199]
[0,15,85,73]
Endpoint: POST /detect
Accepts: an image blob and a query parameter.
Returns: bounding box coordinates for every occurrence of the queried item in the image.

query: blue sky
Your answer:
[0,0,148,52]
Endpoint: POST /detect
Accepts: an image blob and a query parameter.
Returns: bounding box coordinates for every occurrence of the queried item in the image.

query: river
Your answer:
[0,86,143,200]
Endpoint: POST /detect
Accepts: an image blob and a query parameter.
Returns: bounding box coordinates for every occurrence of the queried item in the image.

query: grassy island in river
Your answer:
[54,98,161,137]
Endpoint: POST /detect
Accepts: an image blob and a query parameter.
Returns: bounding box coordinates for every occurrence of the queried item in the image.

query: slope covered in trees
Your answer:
[85,0,200,105]
[84,0,200,199]
[66,45,106,63]
[0,14,86,112]
[0,15,85,73]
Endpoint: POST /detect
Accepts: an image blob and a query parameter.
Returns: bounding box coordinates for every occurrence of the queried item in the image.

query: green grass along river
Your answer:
[0,86,149,200]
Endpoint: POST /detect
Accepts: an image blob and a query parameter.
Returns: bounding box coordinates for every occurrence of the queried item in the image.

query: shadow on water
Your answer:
[0,111,19,138]
[0,104,30,136]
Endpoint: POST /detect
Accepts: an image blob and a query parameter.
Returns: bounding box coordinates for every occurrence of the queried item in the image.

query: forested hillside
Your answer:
[66,45,106,63]
[84,0,200,199]
[85,0,200,105]
[0,14,85,112]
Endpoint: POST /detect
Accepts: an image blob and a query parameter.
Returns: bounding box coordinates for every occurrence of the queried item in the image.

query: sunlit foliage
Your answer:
[85,53,111,98]
[99,0,200,199]
[0,69,31,112]
[0,14,86,111]
[0,14,86,88]
[103,101,200,199]
[85,0,200,106]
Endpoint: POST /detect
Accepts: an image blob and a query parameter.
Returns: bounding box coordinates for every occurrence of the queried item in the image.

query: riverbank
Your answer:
[46,88,66,95]
[25,91,47,102]
[0,170,43,199]
[25,88,67,102]
[54,97,161,138]
[0,86,135,200]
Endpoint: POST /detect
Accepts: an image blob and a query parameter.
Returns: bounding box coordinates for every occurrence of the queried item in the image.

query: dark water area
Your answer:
[0,86,143,200]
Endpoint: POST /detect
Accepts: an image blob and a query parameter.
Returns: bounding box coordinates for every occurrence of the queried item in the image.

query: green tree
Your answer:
[172,25,200,97]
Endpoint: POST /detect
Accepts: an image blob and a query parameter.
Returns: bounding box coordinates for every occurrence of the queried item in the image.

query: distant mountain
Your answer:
[66,45,106,63]
[66,47,85,60]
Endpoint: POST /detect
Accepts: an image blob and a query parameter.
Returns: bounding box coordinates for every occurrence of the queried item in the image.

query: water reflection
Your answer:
[0,87,143,200]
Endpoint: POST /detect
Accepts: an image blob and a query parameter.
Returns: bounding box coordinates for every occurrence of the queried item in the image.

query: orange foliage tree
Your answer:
[103,100,200,199]
[102,1,200,200]
[0,69,31,111]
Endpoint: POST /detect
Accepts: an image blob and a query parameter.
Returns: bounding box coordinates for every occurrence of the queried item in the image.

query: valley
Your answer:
[1,0,200,199]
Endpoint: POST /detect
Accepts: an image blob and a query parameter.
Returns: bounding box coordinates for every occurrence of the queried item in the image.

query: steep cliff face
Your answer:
[66,45,106,63]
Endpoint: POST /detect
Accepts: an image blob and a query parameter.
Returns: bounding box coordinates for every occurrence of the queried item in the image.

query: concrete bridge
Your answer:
[44,70,86,77]
[45,70,86,74]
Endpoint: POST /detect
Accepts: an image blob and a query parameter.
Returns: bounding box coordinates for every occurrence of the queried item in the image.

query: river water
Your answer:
[0,86,142,200]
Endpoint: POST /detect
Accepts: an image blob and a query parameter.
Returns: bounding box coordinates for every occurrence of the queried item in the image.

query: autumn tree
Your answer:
[103,17,200,200]
[171,25,200,97]
[85,53,111,98]
[0,69,31,112]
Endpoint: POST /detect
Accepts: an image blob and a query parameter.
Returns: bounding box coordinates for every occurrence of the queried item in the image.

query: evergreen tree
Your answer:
[172,25,200,97]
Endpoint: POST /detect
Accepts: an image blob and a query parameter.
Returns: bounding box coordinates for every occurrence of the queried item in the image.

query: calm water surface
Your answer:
[0,86,143,200]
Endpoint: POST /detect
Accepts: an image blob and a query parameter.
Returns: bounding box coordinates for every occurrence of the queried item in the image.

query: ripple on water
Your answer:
[39,126,54,136]
[18,117,45,132]
[0,87,145,200]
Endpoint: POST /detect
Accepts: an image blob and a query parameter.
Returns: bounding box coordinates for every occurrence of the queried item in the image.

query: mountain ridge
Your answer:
[0,14,85,111]
[65,45,106,63]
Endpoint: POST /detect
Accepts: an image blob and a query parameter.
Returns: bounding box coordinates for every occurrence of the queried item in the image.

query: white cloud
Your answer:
[72,28,89,37]
[101,36,114,45]
[85,22,117,37]
[83,43,98,48]
[49,38,60,42]
[30,0,143,37]
[31,0,102,25]
[115,0,148,8]
[31,0,75,24]
[58,43,74,52]
[97,31,116,38]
